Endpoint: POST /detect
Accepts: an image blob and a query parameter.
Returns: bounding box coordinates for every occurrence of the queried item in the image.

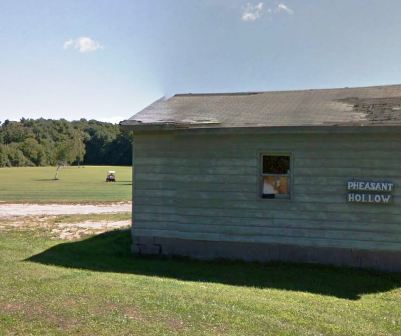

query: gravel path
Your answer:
[0,202,131,218]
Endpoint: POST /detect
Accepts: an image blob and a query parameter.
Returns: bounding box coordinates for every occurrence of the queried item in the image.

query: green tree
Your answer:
[5,144,31,166]
[19,138,46,166]
[0,145,10,167]
[0,118,131,168]
[70,130,86,165]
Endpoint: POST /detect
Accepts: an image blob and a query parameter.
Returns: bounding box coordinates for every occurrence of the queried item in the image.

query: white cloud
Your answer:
[276,3,294,15]
[63,39,74,49]
[240,2,294,22]
[241,2,264,22]
[63,37,104,53]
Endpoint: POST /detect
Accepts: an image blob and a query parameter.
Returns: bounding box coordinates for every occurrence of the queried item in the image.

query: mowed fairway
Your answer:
[0,166,132,202]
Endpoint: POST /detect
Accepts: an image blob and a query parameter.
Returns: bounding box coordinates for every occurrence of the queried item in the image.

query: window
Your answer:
[261,154,291,199]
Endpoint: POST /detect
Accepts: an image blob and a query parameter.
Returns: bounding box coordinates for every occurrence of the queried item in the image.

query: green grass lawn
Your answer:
[0,166,132,202]
[1,227,401,335]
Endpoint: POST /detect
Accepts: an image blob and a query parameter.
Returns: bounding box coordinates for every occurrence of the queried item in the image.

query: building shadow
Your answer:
[27,229,401,300]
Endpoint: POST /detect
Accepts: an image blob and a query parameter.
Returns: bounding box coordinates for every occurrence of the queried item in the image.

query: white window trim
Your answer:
[260,153,293,200]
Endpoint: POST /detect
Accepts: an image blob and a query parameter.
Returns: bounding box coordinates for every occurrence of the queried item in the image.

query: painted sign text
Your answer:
[347,180,394,204]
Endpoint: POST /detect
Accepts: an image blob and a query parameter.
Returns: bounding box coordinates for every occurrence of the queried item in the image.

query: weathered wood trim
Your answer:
[123,125,401,136]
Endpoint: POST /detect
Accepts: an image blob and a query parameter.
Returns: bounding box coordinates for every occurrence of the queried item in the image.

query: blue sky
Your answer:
[1,0,401,123]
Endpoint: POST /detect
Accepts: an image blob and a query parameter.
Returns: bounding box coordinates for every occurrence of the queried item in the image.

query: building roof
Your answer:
[121,84,401,132]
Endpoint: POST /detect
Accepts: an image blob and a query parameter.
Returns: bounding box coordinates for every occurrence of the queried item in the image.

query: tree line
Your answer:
[0,118,132,167]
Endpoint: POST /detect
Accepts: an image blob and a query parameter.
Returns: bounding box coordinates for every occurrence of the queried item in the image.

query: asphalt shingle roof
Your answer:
[121,84,401,130]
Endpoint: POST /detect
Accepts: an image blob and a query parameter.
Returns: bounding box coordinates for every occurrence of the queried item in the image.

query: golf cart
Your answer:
[106,170,116,182]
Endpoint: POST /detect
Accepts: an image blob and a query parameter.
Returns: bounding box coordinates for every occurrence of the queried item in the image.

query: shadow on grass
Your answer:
[27,229,401,300]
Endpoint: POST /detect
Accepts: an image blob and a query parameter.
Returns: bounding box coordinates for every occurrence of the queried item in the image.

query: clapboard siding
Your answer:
[133,206,401,223]
[135,140,401,153]
[134,158,258,167]
[133,193,396,205]
[134,165,257,175]
[134,186,401,196]
[134,181,257,192]
[134,164,401,175]
[132,132,401,251]
[134,196,401,214]
[133,221,401,242]
[134,179,401,193]
[133,189,393,203]
[134,205,401,220]
[135,150,401,160]
[134,173,258,183]
[135,159,401,169]
[133,133,401,147]
[134,213,401,232]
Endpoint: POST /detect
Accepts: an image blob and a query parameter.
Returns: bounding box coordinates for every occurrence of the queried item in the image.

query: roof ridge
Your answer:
[173,83,401,97]
[174,92,262,97]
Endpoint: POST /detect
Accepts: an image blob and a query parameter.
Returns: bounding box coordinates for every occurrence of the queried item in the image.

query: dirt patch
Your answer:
[52,220,130,240]
[90,302,147,322]
[166,317,186,331]
[123,307,147,322]
[0,202,131,218]
[0,215,130,240]
[1,302,25,314]
[1,300,79,332]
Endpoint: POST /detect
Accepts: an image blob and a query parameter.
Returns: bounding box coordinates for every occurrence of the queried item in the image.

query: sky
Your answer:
[1,0,401,123]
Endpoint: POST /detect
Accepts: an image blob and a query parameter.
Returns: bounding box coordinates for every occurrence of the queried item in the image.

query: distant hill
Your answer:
[0,118,132,167]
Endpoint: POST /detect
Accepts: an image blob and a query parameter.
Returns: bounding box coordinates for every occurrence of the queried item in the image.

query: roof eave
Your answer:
[119,121,401,135]
[119,120,196,132]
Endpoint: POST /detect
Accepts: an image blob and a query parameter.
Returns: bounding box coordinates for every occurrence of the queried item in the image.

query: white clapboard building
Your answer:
[121,84,401,272]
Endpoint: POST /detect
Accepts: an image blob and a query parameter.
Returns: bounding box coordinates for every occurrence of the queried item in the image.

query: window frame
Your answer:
[259,153,293,200]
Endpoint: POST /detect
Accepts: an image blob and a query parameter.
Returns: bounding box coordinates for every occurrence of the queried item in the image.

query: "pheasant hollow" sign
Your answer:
[347,180,394,204]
